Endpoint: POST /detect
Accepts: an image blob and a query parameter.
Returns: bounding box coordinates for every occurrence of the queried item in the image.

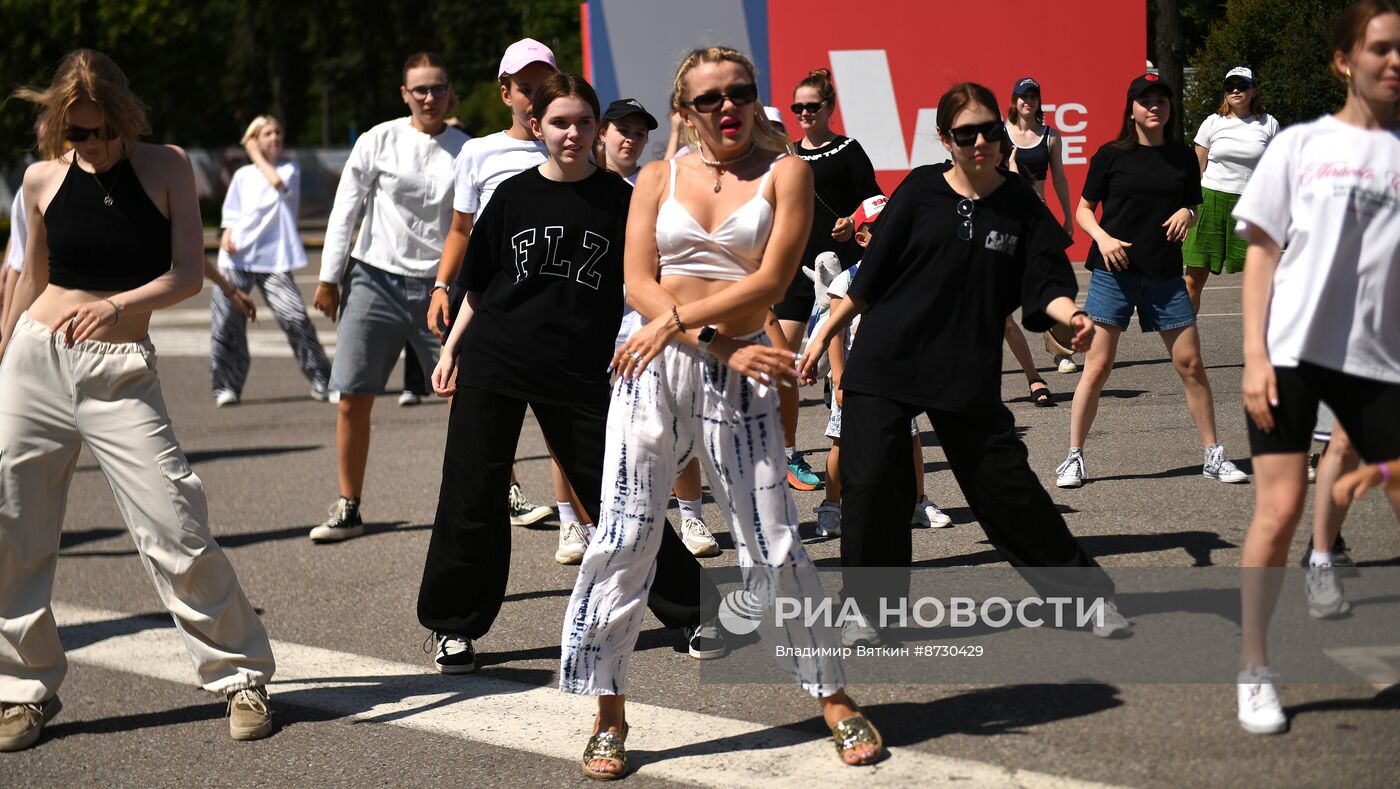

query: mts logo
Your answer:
[828,50,1090,170]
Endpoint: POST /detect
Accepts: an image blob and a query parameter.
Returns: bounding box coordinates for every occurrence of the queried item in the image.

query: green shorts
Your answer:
[1183,186,1246,275]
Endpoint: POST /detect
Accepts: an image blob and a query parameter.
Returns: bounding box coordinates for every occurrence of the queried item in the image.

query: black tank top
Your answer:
[44,157,172,291]
[1009,125,1055,182]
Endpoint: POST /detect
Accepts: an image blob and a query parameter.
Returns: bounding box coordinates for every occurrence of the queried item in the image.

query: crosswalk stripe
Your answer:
[54,601,1124,789]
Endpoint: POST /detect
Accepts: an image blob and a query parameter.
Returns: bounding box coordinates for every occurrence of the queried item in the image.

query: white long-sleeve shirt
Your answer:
[218,161,307,273]
[319,117,470,283]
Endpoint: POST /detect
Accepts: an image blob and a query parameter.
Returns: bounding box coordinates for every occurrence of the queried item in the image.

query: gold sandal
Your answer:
[581,722,630,780]
[830,711,884,766]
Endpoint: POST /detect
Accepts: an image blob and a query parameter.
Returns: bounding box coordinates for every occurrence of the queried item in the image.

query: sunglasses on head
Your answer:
[790,101,826,115]
[408,84,449,100]
[947,120,1007,148]
[687,83,758,113]
[63,125,116,143]
[1223,80,1252,93]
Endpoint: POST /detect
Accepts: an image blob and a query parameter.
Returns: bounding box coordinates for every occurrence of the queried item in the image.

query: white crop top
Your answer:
[656,156,780,281]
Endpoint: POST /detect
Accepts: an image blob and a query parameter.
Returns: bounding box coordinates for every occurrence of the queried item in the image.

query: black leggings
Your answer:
[838,390,1114,617]
[417,385,715,638]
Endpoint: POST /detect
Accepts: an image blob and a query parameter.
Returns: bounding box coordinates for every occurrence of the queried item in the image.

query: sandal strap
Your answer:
[583,731,628,765]
[831,713,883,757]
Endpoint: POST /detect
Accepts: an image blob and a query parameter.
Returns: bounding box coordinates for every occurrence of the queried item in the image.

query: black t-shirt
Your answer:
[454,167,628,405]
[1081,141,1202,278]
[796,135,882,270]
[843,163,1076,413]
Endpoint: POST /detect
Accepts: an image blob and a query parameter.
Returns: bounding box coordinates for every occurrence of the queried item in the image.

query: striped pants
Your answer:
[210,268,331,397]
[560,334,845,698]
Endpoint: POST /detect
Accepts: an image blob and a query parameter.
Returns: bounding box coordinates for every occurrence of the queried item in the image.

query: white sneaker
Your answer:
[1203,443,1248,483]
[814,500,842,537]
[554,521,588,565]
[680,516,721,557]
[1305,564,1350,619]
[328,390,341,404]
[1090,599,1132,638]
[1055,449,1085,488]
[911,497,953,528]
[1237,665,1287,734]
[1056,355,1078,374]
[214,390,239,408]
[507,483,553,527]
[398,390,422,407]
[840,615,882,647]
[309,384,330,402]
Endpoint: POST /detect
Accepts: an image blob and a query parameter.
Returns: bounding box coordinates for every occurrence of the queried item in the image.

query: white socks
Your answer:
[1309,550,1333,568]
[557,501,579,525]
[676,497,702,521]
[785,445,797,462]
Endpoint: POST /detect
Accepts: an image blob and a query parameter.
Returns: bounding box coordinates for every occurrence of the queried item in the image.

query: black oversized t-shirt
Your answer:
[796,135,882,269]
[842,163,1076,413]
[1081,141,1202,278]
[455,167,628,405]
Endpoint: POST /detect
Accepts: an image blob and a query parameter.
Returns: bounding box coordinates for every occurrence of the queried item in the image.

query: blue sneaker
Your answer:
[786,454,822,491]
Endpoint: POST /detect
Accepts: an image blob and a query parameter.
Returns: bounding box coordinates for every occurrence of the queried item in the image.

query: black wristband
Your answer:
[671,304,686,333]
[1071,310,1089,323]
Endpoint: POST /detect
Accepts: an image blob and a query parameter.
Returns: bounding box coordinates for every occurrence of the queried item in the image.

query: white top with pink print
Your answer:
[1234,115,1400,384]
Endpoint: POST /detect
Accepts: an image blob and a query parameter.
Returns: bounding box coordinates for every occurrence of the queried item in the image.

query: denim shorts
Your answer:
[328,260,440,395]
[1084,268,1196,333]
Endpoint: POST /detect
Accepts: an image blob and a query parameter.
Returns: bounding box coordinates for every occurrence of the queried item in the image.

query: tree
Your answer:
[1185,0,1350,133]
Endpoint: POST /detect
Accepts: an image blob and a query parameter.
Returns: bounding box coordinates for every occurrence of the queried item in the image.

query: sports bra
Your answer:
[656,156,779,281]
[44,157,172,292]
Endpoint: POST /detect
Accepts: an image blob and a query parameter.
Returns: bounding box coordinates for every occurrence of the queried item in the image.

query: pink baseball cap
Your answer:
[852,195,888,229]
[499,38,558,78]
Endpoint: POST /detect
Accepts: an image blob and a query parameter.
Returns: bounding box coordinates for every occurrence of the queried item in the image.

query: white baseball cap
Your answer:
[1224,66,1258,85]
[499,38,558,79]
[764,106,784,125]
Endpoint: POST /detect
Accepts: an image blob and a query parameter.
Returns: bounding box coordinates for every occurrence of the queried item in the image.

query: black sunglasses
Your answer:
[948,120,1007,148]
[63,125,116,143]
[790,101,826,115]
[956,198,975,242]
[408,84,450,100]
[687,83,758,113]
[1223,80,1252,93]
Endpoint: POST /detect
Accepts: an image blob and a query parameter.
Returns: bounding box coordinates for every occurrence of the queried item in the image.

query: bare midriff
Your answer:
[27,285,154,343]
[660,274,767,337]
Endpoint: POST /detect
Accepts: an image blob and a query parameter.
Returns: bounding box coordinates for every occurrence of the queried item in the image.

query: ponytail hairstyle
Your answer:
[11,49,151,159]
[403,51,449,82]
[794,67,836,107]
[670,47,792,155]
[529,72,601,126]
[240,114,280,145]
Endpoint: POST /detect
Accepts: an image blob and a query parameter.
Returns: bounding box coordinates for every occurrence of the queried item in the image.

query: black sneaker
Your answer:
[432,633,477,674]
[309,497,364,543]
[679,623,728,660]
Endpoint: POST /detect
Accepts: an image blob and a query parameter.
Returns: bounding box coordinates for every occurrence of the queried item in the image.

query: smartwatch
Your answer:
[697,325,719,354]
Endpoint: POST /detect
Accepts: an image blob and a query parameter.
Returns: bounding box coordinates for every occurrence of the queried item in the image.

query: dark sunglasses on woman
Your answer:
[688,83,758,113]
[63,125,117,143]
[790,101,826,115]
[1223,79,1252,93]
[948,121,1007,148]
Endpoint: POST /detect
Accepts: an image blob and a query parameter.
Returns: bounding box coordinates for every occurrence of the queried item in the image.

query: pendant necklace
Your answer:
[698,144,755,192]
[79,152,119,207]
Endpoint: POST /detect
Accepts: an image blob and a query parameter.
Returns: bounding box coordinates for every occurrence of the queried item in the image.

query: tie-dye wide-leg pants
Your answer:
[560,333,845,698]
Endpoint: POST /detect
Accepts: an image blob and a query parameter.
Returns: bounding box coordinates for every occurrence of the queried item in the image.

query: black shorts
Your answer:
[1246,361,1400,462]
[773,267,815,322]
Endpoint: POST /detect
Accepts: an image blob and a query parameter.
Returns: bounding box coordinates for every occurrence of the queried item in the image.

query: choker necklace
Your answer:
[698,144,755,192]
[78,153,119,207]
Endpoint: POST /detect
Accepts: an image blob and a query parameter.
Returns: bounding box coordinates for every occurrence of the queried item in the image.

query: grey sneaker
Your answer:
[1305,564,1350,619]
[680,516,721,557]
[683,622,728,659]
[1091,600,1132,638]
[1055,449,1085,488]
[309,497,364,543]
[1203,443,1249,483]
[227,687,272,741]
[814,500,842,537]
[0,697,61,752]
[555,521,588,565]
[508,483,553,527]
[1237,665,1287,734]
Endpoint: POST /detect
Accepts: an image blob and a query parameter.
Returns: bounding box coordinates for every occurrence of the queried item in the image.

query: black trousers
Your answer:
[417,384,714,638]
[839,390,1114,618]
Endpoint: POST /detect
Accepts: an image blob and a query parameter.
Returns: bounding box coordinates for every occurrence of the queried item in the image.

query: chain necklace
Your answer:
[698,143,756,192]
[77,152,120,207]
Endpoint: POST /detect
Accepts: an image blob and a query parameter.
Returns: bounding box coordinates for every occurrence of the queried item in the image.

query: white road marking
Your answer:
[54,601,1126,789]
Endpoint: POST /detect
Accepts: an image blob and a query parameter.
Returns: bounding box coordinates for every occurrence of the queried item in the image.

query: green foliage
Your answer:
[1185,0,1349,133]
[0,0,581,164]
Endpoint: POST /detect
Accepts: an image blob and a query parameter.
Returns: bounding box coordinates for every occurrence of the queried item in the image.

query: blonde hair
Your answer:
[240,115,280,145]
[670,47,792,155]
[10,49,150,159]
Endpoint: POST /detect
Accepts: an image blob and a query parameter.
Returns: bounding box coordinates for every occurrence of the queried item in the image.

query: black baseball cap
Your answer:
[1127,73,1174,101]
[602,98,658,130]
[1012,77,1041,96]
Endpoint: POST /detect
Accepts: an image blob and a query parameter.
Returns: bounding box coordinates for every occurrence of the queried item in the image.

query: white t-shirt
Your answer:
[218,161,307,273]
[1233,115,1400,384]
[5,190,24,272]
[451,131,547,217]
[320,117,470,283]
[1194,113,1279,194]
[825,264,860,354]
